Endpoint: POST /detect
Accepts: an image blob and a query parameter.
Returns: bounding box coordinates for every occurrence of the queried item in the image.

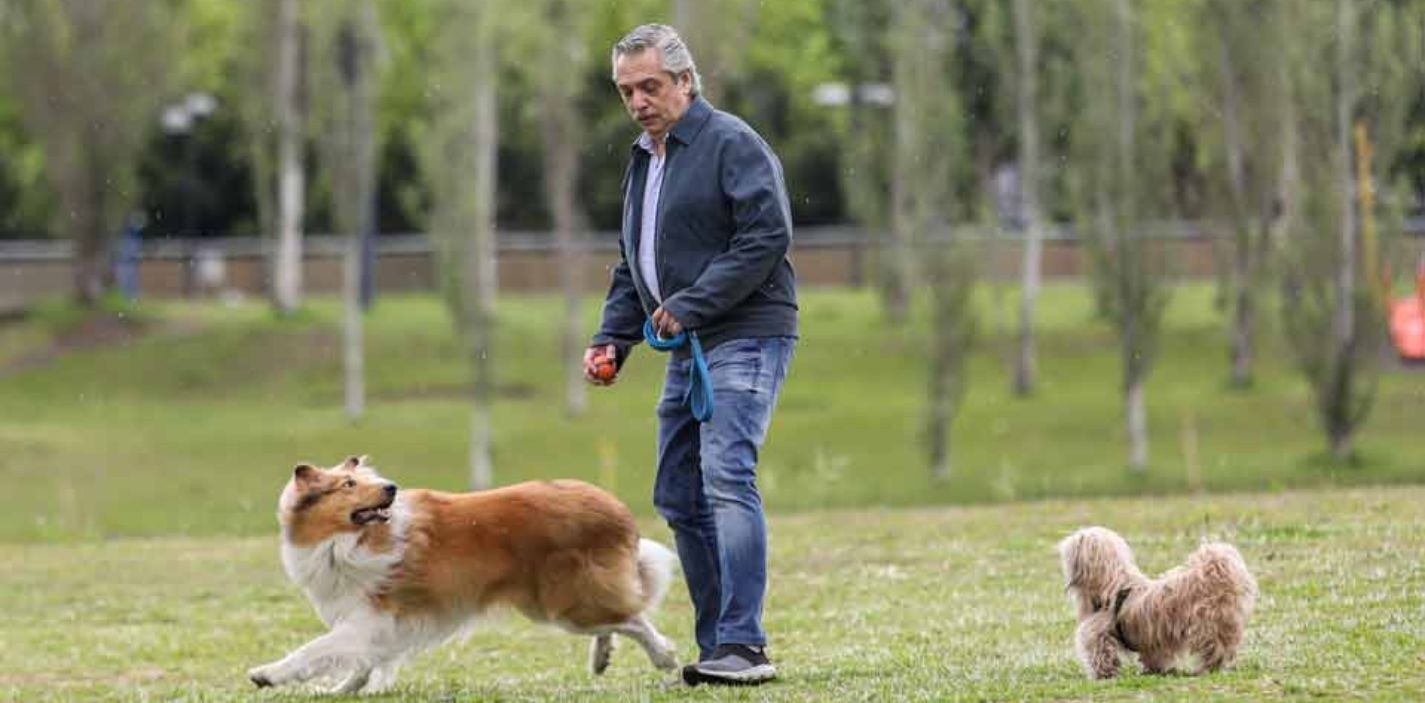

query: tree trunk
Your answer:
[1116,0,1149,473]
[343,231,365,422]
[1126,367,1149,472]
[1012,0,1041,397]
[273,0,305,315]
[1329,422,1354,461]
[466,19,499,490]
[336,2,378,423]
[927,356,954,481]
[541,2,589,418]
[885,6,919,326]
[1274,51,1300,250]
[1230,256,1255,388]
[250,133,277,295]
[927,253,970,483]
[885,161,913,324]
[549,142,587,417]
[1330,0,1357,460]
[71,162,107,306]
[1218,25,1256,389]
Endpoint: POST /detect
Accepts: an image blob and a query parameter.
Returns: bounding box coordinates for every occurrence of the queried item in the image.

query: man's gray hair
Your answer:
[611,24,702,96]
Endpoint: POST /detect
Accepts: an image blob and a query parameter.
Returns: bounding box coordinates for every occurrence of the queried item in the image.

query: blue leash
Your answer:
[643,318,715,422]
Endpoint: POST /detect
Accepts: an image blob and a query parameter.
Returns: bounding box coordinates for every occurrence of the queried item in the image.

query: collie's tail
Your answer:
[636,538,678,611]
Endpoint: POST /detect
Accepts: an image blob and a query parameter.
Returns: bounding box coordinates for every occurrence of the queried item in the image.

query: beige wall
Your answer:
[4,234,1422,310]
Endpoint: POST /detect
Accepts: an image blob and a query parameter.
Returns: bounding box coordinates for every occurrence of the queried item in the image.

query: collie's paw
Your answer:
[651,636,679,671]
[247,665,277,688]
[590,635,614,675]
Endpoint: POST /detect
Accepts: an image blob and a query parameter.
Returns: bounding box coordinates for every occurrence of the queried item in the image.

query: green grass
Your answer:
[0,285,1423,541]
[1,286,1421,700]
[1,486,1421,701]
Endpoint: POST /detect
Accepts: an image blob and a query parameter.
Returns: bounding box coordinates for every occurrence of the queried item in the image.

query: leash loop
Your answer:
[643,318,714,422]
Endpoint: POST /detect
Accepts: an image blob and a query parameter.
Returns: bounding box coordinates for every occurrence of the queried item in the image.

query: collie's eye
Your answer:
[343,478,356,489]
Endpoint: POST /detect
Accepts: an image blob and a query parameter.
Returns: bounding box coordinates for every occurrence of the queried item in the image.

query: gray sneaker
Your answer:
[683,644,777,686]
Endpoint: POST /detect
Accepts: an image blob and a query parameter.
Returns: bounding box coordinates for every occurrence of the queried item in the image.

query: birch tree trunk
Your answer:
[466,15,500,490]
[333,1,379,423]
[889,0,974,480]
[422,1,500,489]
[273,0,306,315]
[1115,0,1150,473]
[538,0,591,417]
[1012,0,1042,397]
[1218,25,1254,389]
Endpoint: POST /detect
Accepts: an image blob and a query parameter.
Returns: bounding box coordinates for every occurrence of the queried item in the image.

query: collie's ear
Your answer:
[343,455,368,470]
[293,463,319,484]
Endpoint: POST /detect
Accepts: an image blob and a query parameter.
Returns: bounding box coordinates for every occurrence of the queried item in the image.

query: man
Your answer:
[584,24,798,687]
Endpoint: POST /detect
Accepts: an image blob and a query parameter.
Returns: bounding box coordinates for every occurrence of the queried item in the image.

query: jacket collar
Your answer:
[630,95,715,153]
[670,95,713,145]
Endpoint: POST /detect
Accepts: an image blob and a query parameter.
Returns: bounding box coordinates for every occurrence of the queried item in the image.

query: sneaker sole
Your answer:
[684,663,777,686]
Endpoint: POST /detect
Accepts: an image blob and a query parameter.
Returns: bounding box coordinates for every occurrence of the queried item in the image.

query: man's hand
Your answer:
[651,306,684,338]
[583,344,620,386]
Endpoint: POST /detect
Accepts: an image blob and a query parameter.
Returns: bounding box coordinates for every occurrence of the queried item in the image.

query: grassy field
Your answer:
[1,486,1421,701]
[0,285,1423,542]
[1,286,1421,700]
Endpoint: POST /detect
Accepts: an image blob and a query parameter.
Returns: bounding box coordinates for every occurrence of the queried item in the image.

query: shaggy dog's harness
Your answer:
[1109,586,1136,652]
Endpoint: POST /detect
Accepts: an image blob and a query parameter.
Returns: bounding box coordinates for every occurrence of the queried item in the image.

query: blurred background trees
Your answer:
[0,0,1422,470]
[1,0,178,304]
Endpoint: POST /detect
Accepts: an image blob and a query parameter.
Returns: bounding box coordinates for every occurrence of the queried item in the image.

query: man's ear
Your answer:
[293,463,319,484]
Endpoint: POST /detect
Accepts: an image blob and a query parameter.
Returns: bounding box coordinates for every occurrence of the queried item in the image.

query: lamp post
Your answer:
[160,92,217,297]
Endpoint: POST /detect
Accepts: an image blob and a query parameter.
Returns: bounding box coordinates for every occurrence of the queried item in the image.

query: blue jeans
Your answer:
[653,336,795,659]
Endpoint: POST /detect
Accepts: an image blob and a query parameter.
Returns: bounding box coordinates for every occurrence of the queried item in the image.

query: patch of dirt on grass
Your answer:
[0,313,204,377]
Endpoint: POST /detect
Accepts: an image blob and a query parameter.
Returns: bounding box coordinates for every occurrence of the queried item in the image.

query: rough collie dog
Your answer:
[247,456,680,695]
[1057,526,1257,679]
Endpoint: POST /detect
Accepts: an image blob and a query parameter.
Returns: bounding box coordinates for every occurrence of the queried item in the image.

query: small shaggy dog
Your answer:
[1057,526,1257,679]
[247,456,680,695]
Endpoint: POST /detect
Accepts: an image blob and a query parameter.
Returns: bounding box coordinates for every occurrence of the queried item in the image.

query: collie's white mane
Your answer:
[280,492,411,627]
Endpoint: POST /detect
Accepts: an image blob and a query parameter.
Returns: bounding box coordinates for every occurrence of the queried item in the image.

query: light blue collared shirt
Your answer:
[636,132,666,303]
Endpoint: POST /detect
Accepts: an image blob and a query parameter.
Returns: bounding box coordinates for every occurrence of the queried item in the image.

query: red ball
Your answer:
[592,359,617,381]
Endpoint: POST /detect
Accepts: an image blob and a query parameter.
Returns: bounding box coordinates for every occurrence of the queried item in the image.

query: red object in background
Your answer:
[1389,259,1425,361]
[1392,297,1425,360]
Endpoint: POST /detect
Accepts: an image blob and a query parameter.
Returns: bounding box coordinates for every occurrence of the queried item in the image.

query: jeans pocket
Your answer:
[709,340,764,394]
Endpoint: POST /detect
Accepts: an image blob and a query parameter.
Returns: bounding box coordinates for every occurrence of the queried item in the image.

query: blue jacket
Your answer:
[592,96,799,361]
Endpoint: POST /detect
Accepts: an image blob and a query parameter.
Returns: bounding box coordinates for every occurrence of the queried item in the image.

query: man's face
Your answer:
[614,49,692,141]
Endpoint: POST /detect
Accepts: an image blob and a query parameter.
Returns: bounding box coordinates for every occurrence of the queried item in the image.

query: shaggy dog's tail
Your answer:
[636,538,678,612]
[1190,542,1258,608]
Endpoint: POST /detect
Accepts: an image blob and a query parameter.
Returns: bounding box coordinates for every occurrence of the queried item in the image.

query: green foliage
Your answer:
[824,0,893,230]
[1065,0,1177,390]
[1,0,178,242]
[0,85,51,238]
[0,0,1422,245]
